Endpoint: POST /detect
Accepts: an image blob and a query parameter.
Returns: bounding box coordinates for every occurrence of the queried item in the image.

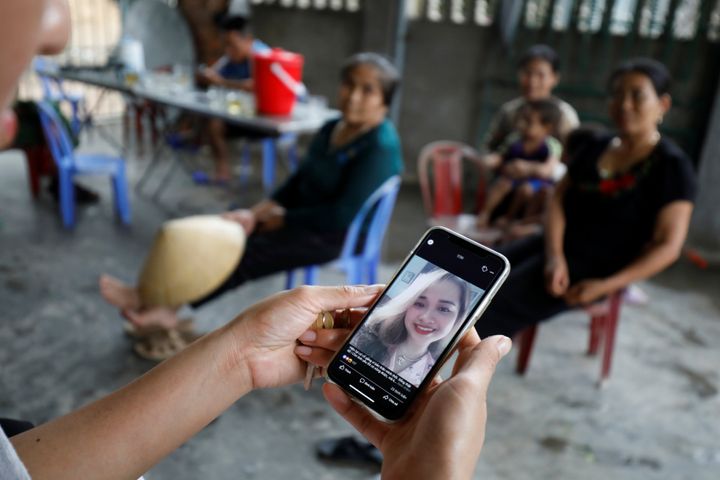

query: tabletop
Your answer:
[44,66,338,137]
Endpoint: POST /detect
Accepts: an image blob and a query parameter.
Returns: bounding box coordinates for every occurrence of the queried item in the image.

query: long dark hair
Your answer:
[357,270,471,363]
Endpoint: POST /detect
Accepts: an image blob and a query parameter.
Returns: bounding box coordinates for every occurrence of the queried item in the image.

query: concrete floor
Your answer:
[1,123,719,479]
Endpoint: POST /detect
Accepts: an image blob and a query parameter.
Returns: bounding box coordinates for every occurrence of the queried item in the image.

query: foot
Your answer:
[476,212,490,228]
[494,216,510,229]
[123,306,179,330]
[48,177,100,204]
[99,274,141,311]
[213,164,232,183]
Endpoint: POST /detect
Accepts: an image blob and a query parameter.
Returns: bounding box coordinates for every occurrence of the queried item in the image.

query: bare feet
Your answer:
[123,307,180,330]
[99,274,141,311]
[214,161,232,183]
[476,212,490,229]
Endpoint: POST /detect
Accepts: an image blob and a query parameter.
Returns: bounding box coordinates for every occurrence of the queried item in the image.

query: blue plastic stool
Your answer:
[36,101,131,228]
[285,175,402,288]
[34,57,87,137]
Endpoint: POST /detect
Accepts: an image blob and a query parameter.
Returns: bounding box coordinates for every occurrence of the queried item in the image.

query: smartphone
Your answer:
[325,227,510,422]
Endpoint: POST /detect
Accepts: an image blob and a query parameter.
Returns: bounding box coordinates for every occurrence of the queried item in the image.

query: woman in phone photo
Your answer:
[351,265,473,386]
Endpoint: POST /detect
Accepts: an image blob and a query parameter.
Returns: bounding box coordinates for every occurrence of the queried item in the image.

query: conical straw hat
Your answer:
[138,215,246,308]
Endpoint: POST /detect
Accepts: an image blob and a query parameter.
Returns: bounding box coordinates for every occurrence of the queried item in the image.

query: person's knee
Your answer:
[496,177,514,191]
[518,182,535,199]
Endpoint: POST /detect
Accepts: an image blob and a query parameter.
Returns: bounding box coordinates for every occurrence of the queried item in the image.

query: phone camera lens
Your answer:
[427,239,434,245]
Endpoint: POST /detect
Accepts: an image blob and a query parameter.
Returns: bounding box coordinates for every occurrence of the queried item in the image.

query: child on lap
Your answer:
[477,99,563,228]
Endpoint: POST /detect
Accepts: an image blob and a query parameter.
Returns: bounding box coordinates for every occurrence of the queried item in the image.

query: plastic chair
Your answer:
[241,133,300,191]
[36,101,131,228]
[285,175,402,288]
[22,145,55,199]
[417,141,484,220]
[33,57,87,137]
[515,290,625,387]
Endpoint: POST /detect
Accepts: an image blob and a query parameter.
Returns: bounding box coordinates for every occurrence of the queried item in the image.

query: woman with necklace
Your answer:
[476,57,697,339]
[352,267,472,386]
[99,53,404,359]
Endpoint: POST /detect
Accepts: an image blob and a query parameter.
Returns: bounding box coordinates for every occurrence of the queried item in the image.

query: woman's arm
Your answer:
[11,285,383,480]
[564,201,693,305]
[544,176,570,296]
[12,330,252,480]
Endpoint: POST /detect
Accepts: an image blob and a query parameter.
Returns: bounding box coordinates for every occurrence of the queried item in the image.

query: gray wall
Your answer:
[252,7,362,109]
[250,3,720,180]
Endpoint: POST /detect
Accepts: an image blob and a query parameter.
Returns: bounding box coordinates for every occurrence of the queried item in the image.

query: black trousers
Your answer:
[476,234,609,339]
[192,227,346,308]
[0,418,34,437]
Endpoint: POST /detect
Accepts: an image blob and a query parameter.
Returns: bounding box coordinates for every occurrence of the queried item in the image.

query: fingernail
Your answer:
[298,330,317,342]
[496,336,512,357]
[363,284,384,294]
[295,345,312,356]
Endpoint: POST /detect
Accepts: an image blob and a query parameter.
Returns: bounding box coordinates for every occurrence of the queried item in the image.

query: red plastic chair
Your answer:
[22,146,55,199]
[417,141,484,220]
[515,290,624,387]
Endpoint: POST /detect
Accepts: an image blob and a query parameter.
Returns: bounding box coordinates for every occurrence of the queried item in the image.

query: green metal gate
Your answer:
[459,0,720,163]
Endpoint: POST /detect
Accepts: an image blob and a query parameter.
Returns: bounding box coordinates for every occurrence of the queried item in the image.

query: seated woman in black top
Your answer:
[476,58,697,338]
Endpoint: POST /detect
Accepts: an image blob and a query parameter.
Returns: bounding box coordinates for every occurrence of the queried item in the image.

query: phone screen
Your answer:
[326,228,508,421]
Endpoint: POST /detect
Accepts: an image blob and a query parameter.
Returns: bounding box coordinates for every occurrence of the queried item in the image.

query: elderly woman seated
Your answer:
[100,52,404,359]
[476,58,697,338]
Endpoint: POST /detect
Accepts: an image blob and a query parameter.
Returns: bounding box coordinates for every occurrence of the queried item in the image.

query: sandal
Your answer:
[124,318,201,343]
[316,436,383,467]
[133,328,189,361]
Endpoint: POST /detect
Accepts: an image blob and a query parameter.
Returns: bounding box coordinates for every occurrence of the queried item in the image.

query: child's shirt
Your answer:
[501,134,562,165]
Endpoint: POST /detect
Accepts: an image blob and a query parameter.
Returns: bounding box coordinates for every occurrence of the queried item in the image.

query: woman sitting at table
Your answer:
[99,52,403,360]
[475,58,697,339]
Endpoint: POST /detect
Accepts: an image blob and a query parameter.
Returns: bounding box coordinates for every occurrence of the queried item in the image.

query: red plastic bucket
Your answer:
[253,49,305,115]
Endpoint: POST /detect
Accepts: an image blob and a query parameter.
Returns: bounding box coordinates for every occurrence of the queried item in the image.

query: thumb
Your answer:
[297,285,385,312]
[453,335,511,399]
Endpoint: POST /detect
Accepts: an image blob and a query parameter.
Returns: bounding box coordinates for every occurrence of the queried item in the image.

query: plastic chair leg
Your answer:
[599,294,623,385]
[240,143,252,186]
[515,324,538,375]
[285,270,295,290]
[23,148,42,199]
[287,137,299,172]
[135,106,145,155]
[587,315,605,356]
[58,169,75,228]
[113,167,131,225]
[304,266,318,285]
[70,100,82,137]
[262,138,276,191]
[367,259,378,285]
[346,259,363,285]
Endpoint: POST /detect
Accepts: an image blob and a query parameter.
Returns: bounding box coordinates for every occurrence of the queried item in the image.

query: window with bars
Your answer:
[250,0,362,11]
[18,0,124,119]
[403,0,719,40]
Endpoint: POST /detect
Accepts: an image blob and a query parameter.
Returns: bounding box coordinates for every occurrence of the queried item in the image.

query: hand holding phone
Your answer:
[324,227,510,422]
[322,331,512,479]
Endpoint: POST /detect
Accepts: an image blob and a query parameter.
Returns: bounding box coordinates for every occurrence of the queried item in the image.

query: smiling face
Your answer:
[403,279,463,347]
[608,72,670,138]
[0,0,71,149]
[519,58,559,101]
[338,63,388,128]
[518,110,553,144]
